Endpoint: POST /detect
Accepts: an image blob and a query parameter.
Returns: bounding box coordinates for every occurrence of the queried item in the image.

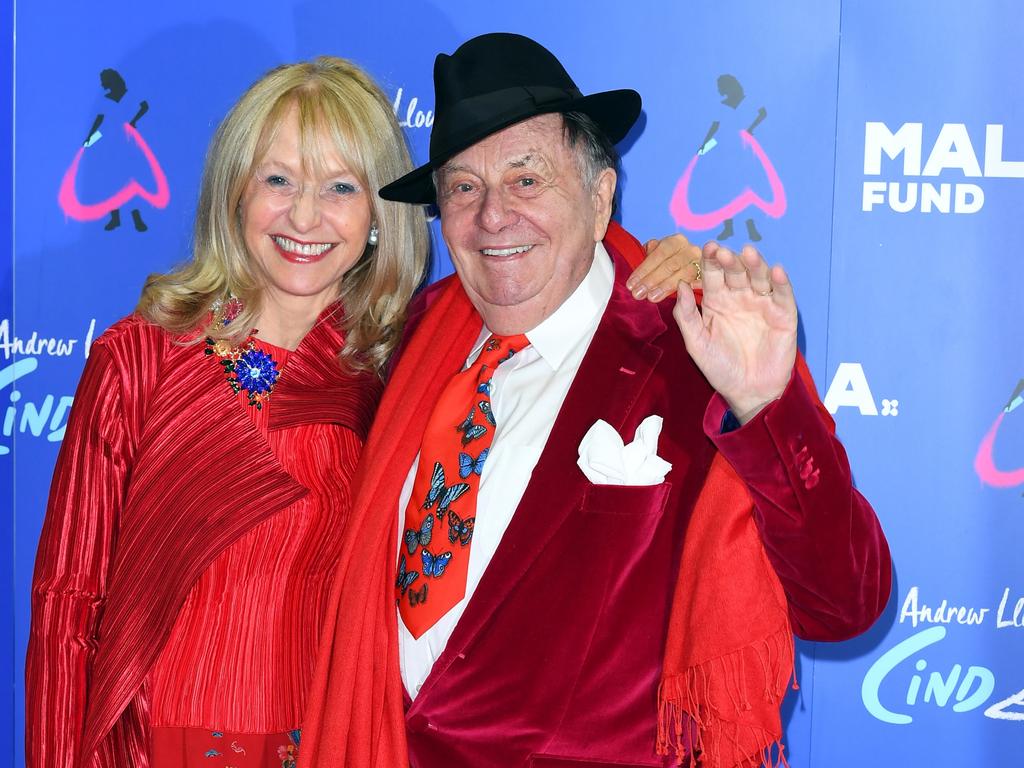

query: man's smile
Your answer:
[480,245,534,257]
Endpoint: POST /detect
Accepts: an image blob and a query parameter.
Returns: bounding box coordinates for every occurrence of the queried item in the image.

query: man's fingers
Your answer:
[700,241,726,292]
[672,280,704,351]
[742,244,773,296]
[717,246,750,291]
[769,263,796,307]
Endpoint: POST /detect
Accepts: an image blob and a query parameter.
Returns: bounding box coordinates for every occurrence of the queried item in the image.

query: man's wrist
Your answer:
[725,394,782,426]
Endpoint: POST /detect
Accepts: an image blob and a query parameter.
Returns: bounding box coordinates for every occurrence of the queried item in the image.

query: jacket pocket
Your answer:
[582,481,672,516]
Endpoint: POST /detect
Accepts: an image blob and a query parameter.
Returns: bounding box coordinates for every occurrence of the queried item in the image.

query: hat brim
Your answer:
[379,88,641,206]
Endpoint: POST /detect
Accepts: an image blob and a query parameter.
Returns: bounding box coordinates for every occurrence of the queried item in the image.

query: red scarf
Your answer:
[301,222,827,767]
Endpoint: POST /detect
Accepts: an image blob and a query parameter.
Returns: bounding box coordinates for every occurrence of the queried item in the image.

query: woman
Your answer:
[26,56,427,768]
[27,53,695,768]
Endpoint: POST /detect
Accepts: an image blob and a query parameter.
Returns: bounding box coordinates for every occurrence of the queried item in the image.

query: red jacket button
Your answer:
[799,457,816,480]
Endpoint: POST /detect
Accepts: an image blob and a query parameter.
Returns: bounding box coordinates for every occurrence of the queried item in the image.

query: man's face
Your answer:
[436,114,615,334]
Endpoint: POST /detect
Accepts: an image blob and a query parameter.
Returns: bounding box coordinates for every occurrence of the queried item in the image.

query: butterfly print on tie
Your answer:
[458,448,489,478]
[396,554,420,596]
[447,510,475,546]
[421,548,453,578]
[404,513,434,554]
[422,462,471,519]
[457,406,488,445]
[478,401,496,426]
[409,583,428,607]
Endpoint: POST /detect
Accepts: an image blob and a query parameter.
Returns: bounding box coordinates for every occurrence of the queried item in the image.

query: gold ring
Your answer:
[757,287,774,297]
[688,259,702,282]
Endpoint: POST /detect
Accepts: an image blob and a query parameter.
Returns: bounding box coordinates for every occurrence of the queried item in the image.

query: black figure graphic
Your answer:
[83,69,151,232]
[697,75,767,242]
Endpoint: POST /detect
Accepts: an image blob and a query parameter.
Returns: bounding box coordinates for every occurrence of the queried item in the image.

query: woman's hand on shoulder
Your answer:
[626,233,702,302]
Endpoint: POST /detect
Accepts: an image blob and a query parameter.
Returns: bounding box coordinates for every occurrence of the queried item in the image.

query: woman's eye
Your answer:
[265,175,289,187]
[330,182,357,195]
[518,177,536,187]
[455,182,474,193]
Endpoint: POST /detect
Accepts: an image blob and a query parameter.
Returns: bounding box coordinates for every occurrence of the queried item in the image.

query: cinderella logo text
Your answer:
[0,318,94,456]
[861,586,1024,725]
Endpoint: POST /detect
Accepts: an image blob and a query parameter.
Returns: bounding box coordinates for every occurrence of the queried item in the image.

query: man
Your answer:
[301,33,890,768]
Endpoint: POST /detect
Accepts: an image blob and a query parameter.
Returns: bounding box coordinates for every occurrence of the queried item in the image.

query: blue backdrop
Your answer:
[5,1,1023,764]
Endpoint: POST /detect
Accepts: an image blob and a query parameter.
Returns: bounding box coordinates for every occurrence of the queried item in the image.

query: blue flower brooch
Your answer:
[204,297,280,409]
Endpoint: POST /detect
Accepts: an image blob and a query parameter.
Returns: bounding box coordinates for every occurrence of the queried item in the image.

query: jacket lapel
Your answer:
[417,254,669,697]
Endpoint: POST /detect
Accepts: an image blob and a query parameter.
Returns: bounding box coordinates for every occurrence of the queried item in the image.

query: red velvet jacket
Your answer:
[25,308,381,768]
[299,224,891,768]
[404,237,890,768]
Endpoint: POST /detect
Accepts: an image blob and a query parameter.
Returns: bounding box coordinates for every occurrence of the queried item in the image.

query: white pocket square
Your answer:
[577,415,672,486]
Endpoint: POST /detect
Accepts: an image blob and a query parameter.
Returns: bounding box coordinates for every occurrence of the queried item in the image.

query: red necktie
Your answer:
[397,333,529,638]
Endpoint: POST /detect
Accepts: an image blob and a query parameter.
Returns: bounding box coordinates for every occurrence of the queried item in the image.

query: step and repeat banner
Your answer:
[5,0,1022,764]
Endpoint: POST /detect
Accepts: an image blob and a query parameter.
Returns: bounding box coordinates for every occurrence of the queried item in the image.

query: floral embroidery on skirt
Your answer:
[151,726,300,768]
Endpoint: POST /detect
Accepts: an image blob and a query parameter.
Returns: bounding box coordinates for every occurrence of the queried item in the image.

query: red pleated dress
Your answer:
[27,309,381,768]
[148,339,360,767]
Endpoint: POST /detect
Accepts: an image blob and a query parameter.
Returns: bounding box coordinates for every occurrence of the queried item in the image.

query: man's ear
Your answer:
[592,167,617,241]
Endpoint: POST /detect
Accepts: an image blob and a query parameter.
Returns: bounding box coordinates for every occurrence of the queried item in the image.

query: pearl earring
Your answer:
[367,225,379,246]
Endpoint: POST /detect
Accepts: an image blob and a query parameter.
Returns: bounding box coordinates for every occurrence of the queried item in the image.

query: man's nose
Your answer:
[476,186,516,233]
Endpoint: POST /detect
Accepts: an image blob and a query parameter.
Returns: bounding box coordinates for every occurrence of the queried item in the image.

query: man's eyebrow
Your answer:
[439,161,469,176]
[508,153,545,169]
[440,153,547,176]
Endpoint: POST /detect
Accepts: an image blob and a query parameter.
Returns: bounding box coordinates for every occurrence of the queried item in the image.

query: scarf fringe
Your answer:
[656,625,795,768]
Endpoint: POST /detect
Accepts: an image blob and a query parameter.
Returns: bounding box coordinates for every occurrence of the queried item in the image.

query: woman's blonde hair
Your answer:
[137,56,428,374]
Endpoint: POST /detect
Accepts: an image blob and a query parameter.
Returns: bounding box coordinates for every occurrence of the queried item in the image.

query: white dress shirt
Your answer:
[398,243,615,697]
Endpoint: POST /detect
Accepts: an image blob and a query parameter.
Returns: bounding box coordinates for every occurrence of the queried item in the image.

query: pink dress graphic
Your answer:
[975,383,1024,487]
[669,75,785,242]
[58,69,169,231]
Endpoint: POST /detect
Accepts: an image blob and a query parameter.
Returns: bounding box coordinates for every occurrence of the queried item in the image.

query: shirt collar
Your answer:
[528,241,613,368]
[471,242,614,369]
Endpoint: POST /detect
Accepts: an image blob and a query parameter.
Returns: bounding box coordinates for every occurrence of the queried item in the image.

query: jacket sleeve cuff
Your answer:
[703,367,823,479]
[702,366,893,641]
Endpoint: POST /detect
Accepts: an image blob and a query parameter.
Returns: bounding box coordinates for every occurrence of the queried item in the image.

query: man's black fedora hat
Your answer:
[379,32,642,205]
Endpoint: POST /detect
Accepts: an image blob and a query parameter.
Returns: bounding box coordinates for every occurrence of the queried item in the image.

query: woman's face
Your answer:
[239,104,373,316]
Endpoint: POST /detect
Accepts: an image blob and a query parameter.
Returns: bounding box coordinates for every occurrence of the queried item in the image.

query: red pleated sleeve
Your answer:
[26,343,133,768]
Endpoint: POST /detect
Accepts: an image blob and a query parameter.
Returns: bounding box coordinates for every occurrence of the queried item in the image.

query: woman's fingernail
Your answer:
[649,289,664,302]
